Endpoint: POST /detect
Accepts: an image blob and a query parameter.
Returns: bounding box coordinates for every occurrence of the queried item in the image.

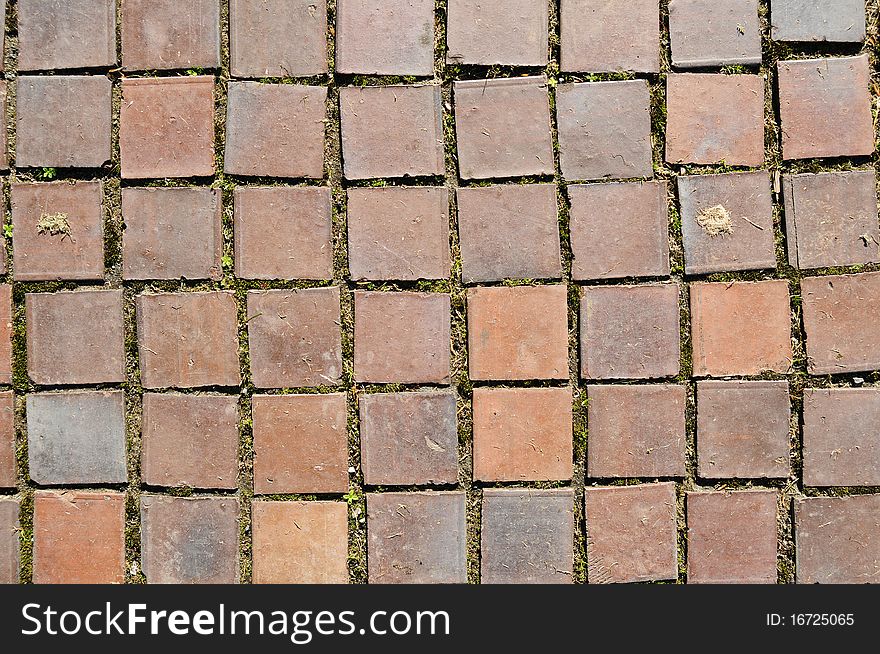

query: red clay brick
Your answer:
[571,181,670,280]
[347,187,450,281]
[252,393,348,494]
[587,384,687,478]
[446,0,548,66]
[454,77,554,179]
[141,393,239,489]
[0,1,4,73]
[0,82,7,170]
[772,0,867,43]
[122,0,220,71]
[0,498,18,584]
[122,187,222,281]
[246,288,343,389]
[225,82,326,179]
[33,491,125,584]
[0,392,13,488]
[354,292,451,384]
[252,500,348,584]
[26,290,125,385]
[456,184,561,283]
[120,77,215,179]
[234,186,333,280]
[359,391,458,486]
[136,291,241,389]
[367,492,467,584]
[665,74,764,167]
[669,0,761,68]
[697,380,791,479]
[18,0,116,71]
[778,56,874,161]
[0,285,9,385]
[467,285,569,381]
[584,483,678,583]
[691,280,792,377]
[11,181,105,282]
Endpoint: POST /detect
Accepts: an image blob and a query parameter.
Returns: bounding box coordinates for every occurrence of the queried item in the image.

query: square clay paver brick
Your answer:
[801,272,880,375]
[467,285,569,381]
[696,380,791,479]
[772,0,866,42]
[481,488,574,584]
[120,77,215,179]
[246,288,343,389]
[141,495,239,584]
[0,1,4,73]
[556,80,653,181]
[0,285,9,385]
[122,0,220,71]
[26,290,125,385]
[560,0,660,73]
[569,181,670,281]
[141,393,239,489]
[795,495,880,584]
[446,0,548,66]
[340,85,444,180]
[11,181,105,281]
[18,0,116,71]
[0,82,7,170]
[122,187,222,281]
[677,171,776,275]
[354,292,451,384]
[367,492,467,584]
[665,73,764,167]
[783,170,880,270]
[33,491,125,584]
[0,498,18,584]
[580,284,681,380]
[690,280,793,376]
[473,387,572,482]
[359,391,458,486]
[136,291,241,389]
[584,483,678,583]
[252,500,348,584]
[348,187,450,281]
[230,0,328,77]
[27,391,127,486]
[0,392,13,488]
[335,0,434,76]
[669,0,762,68]
[803,388,880,487]
[252,393,348,494]
[778,56,874,161]
[454,77,554,180]
[687,490,778,583]
[587,385,687,478]
[225,82,327,179]
[456,184,561,283]
[16,75,112,169]
[234,186,333,280]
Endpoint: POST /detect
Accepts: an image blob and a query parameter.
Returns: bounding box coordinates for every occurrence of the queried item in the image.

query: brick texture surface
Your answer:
[122,0,220,71]
[446,0,548,66]
[0,392,13,488]
[669,0,761,68]
[772,0,867,42]
[0,285,10,385]
[0,498,18,584]
[18,0,116,71]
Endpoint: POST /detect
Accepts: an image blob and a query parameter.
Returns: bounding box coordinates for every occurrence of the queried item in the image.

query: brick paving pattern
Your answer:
[0,1,878,586]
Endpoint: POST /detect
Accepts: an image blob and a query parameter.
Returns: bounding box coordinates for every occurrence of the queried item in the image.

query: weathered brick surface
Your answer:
[0,392,13,488]
[669,0,761,68]
[772,0,866,43]
[0,498,18,584]
[0,285,9,385]
[446,0,548,66]
[0,82,7,170]
[18,0,115,71]
[122,0,220,71]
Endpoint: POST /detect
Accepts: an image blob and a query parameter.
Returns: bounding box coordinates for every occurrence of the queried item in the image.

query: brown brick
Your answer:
[252,500,348,584]
[473,387,572,482]
[0,1,5,73]
[669,0,761,68]
[457,184,561,283]
[122,0,220,71]
[252,393,348,494]
[468,285,569,381]
[446,0,547,66]
[778,55,874,160]
[141,393,239,490]
[687,490,778,584]
[691,280,792,376]
[26,290,124,385]
[348,187,450,281]
[11,181,104,282]
[225,82,326,179]
[367,492,466,584]
[0,285,8,385]
[0,392,13,488]
[234,186,333,280]
[136,291,241,389]
[772,0,866,43]
[18,0,116,71]
[665,73,764,167]
[359,391,458,486]
[584,483,678,583]
[0,498,18,584]
[454,77,554,179]
[587,384,687,478]
[246,288,342,389]
[120,77,215,179]
[0,82,7,170]
[33,491,125,584]
[354,291,451,384]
